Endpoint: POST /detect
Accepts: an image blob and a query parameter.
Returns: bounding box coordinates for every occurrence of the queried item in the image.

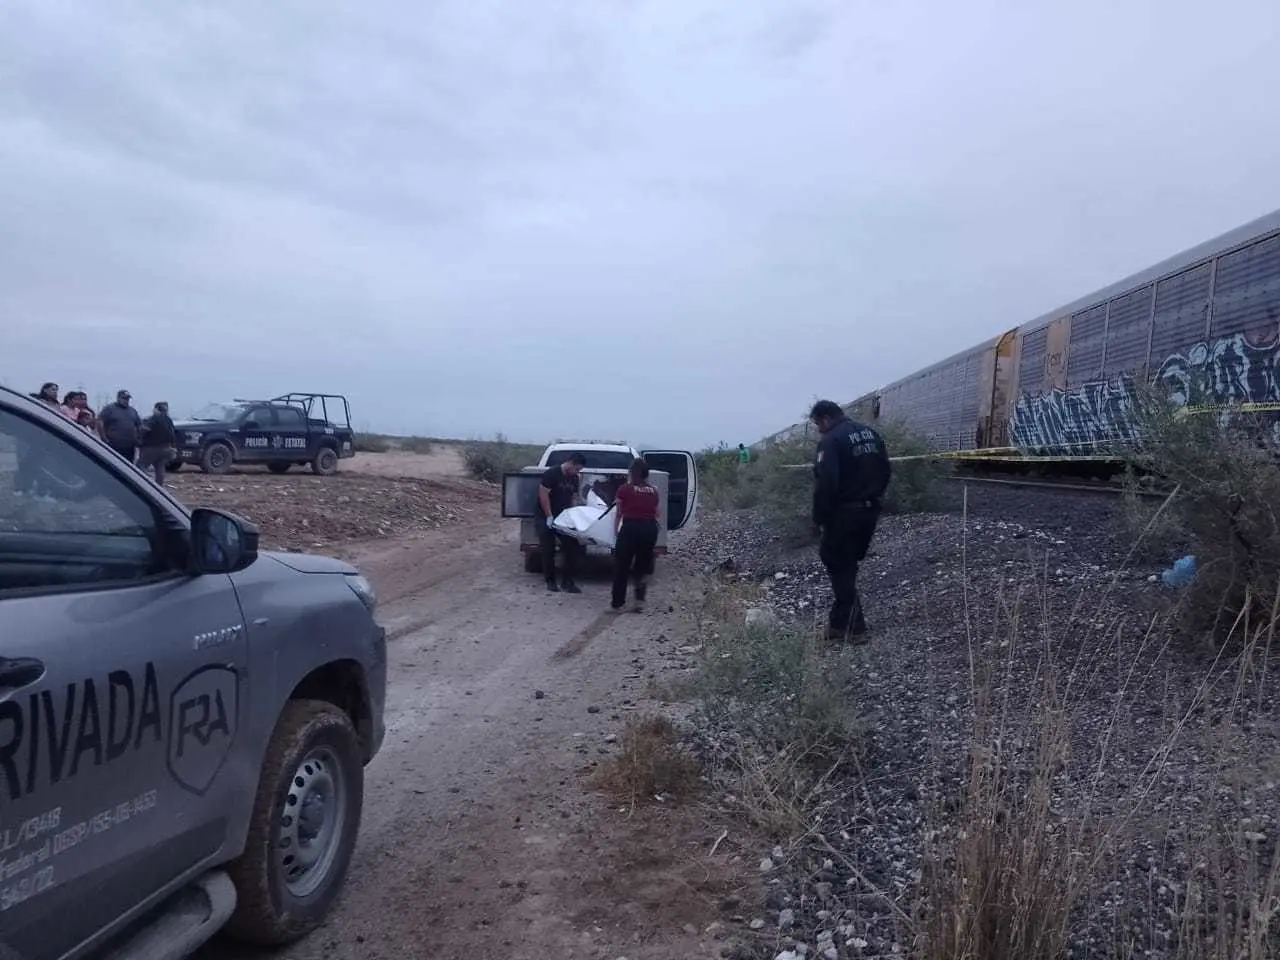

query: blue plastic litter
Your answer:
[1161,555,1197,588]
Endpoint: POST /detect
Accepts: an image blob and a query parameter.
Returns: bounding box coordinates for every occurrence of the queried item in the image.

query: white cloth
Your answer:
[550,490,617,548]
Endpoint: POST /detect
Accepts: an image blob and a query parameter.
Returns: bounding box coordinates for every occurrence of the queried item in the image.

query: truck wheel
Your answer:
[267,462,291,474]
[311,446,339,476]
[225,701,364,946]
[524,550,544,574]
[201,442,234,475]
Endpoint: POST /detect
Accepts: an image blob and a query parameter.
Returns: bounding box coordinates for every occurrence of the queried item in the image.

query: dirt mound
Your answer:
[165,471,488,553]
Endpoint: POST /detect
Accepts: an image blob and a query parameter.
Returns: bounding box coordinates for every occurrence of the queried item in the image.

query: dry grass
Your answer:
[910,490,1279,960]
[591,714,702,806]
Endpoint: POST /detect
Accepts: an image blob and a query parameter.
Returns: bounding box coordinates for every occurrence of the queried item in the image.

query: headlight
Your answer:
[344,574,377,612]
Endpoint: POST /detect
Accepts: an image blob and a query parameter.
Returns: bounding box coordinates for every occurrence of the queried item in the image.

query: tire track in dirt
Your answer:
[199,516,751,960]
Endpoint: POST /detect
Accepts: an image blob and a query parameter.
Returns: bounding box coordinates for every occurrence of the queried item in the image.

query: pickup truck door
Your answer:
[0,406,249,960]
[232,405,275,463]
[270,405,311,460]
[640,451,698,529]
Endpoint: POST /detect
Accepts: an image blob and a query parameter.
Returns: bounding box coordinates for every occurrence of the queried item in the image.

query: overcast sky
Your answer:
[2,0,1279,449]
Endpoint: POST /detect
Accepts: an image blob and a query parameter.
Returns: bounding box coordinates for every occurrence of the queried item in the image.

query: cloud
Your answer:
[2,0,1279,446]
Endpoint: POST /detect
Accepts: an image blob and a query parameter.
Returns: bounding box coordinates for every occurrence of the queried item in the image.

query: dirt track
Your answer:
[187,454,749,960]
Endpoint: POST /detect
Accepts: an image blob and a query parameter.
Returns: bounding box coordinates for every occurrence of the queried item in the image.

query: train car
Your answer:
[761,208,1280,457]
[1006,208,1280,454]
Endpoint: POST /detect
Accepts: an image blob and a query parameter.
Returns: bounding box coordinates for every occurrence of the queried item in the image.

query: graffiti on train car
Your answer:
[1009,375,1142,453]
[1154,332,1280,410]
[1011,331,1280,452]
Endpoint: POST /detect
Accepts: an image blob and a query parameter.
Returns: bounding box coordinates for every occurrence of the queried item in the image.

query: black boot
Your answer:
[546,579,560,593]
[561,579,582,594]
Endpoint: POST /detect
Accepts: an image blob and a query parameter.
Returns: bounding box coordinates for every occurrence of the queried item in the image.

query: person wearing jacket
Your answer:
[809,399,891,643]
[138,401,177,485]
[610,457,661,613]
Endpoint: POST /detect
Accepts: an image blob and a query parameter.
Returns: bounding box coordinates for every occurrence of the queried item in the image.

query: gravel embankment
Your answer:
[676,484,1279,960]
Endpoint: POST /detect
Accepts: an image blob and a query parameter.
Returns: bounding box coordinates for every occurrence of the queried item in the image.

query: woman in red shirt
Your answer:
[611,458,661,612]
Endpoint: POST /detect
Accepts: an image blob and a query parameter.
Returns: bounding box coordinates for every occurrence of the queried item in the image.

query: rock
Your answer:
[746,606,780,627]
[534,690,545,699]
[778,908,796,929]
[823,949,838,960]
[587,705,600,714]
[759,857,774,872]
[749,918,766,930]
[814,882,832,901]
[604,733,618,744]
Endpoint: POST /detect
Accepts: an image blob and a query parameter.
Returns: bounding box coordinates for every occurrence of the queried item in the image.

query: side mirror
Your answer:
[190,508,260,574]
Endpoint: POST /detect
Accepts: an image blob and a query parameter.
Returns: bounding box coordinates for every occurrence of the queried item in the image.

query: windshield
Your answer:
[188,402,249,423]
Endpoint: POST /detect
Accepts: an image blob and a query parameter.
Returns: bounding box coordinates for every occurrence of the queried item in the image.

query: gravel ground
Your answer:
[678,484,1279,959]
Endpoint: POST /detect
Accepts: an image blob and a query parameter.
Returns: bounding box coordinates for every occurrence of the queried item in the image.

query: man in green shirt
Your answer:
[737,443,751,465]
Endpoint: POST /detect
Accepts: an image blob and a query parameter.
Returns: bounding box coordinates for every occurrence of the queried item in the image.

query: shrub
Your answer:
[462,434,543,483]
[353,433,393,453]
[400,435,435,455]
[687,583,863,836]
[1122,384,1280,640]
[590,714,702,804]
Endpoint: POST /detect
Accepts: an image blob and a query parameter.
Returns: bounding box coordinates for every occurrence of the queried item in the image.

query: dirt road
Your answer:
[197,500,747,959]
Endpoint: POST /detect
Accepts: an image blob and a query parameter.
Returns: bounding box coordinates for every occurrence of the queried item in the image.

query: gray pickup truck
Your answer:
[0,387,387,959]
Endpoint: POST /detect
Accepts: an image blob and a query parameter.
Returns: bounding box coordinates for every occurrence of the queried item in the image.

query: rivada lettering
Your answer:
[0,665,162,802]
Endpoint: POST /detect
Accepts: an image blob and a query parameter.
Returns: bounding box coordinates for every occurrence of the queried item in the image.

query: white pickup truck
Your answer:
[501,441,698,574]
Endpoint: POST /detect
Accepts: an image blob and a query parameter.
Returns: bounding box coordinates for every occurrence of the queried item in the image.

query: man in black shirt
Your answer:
[138,401,178,486]
[537,453,588,593]
[98,389,142,463]
[810,399,892,643]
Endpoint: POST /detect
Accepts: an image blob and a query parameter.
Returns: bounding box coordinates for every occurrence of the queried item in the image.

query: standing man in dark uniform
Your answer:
[537,452,588,594]
[809,400,891,643]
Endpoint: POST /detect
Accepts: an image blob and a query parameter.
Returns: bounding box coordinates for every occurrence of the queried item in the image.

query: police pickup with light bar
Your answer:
[168,392,356,476]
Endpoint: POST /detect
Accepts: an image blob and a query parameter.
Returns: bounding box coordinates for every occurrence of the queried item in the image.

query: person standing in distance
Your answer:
[610,457,661,613]
[98,389,142,463]
[809,399,891,643]
[537,452,587,594]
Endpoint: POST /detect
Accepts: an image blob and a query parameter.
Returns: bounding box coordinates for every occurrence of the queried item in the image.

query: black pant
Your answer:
[539,523,583,583]
[818,504,879,632]
[108,442,137,464]
[612,519,658,608]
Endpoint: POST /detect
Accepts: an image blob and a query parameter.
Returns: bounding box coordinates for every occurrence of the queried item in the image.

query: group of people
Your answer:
[29,382,179,485]
[533,400,893,641]
[535,452,664,612]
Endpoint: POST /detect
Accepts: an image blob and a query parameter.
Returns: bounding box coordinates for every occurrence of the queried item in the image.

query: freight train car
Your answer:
[763,208,1280,457]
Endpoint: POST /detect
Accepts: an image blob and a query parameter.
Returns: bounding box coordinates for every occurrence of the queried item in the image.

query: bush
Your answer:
[689,583,863,834]
[1122,385,1280,640]
[400,436,435,455]
[590,714,702,805]
[462,434,543,483]
[353,433,393,453]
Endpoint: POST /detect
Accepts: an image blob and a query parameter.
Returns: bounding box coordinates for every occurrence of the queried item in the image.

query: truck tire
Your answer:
[524,550,544,574]
[224,701,364,946]
[201,442,234,475]
[311,446,339,476]
[267,462,291,474]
